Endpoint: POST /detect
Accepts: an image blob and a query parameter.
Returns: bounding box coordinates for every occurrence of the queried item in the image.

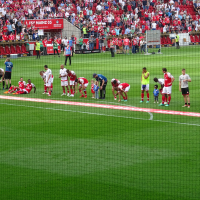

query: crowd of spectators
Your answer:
[0,0,200,42]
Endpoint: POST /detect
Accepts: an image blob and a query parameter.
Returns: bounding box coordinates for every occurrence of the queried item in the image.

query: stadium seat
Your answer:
[0,46,6,55]
[190,35,195,43]
[10,45,16,54]
[194,35,199,42]
[16,45,22,54]
[5,46,11,55]
[21,45,28,54]
[166,37,172,45]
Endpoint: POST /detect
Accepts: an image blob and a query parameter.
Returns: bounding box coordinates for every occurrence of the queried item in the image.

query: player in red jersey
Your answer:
[111,78,120,100]
[75,77,89,98]
[66,69,77,97]
[117,83,130,102]
[14,79,36,95]
[159,68,174,107]
[5,77,26,94]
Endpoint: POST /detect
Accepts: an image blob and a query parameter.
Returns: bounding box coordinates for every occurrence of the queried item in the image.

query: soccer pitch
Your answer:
[0,46,200,200]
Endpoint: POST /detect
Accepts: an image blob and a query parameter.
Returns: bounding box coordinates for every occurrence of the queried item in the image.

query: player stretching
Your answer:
[117,83,130,102]
[5,77,26,94]
[75,77,89,98]
[0,68,5,89]
[44,65,52,96]
[153,77,167,104]
[66,69,77,97]
[140,67,150,103]
[14,79,36,94]
[159,68,174,107]
[111,78,120,100]
[59,64,70,96]
[40,71,47,94]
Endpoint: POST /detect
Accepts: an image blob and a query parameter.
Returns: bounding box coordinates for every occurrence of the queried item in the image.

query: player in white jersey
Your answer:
[0,68,5,89]
[40,71,47,94]
[154,77,167,104]
[59,64,70,96]
[179,69,191,108]
[44,65,52,96]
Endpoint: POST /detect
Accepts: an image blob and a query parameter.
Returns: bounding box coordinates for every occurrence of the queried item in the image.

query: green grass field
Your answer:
[0,46,200,200]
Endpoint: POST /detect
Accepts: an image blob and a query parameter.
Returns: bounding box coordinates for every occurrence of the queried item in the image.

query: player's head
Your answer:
[20,77,23,81]
[182,68,186,75]
[93,73,97,78]
[112,79,117,84]
[60,64,64,69]
[143,67,147,73]
[39,71,44,75]
[154,85,158,89]
[28,79,31,84]
[44,65,48,70]
[154,78,158,82]
[66,69,70,73]
[162,68,167,73]
[7,58,10,62]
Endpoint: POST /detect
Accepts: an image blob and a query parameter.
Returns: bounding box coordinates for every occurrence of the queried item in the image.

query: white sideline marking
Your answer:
[0,102,199,127]
[0,95,200,117]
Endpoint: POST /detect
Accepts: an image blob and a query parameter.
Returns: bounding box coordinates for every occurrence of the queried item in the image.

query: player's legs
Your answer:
[187,95,190,108]
[65,56,68,65]
[79,85,84,97]
[112,87,117,100]
[82,84,87,97]
[140,89,144,102]
[69,56,71,65]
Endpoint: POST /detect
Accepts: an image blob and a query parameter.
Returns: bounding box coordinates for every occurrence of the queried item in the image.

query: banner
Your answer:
[24,19,64,30]
[47,45,61,54]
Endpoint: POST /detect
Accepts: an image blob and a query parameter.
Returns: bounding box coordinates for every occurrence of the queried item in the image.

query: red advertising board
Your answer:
[24,19,64,30]
[47,45,61,54]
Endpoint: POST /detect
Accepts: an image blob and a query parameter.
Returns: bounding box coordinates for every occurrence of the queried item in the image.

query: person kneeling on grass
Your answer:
[13,79,36,95]
[117,83,130,102]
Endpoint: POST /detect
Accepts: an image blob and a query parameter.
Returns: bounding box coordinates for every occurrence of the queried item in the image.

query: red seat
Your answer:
[194,35,199,42]
[10,45,16,54]
[16,45,22,54]
[21,45,28,54]
[190,35,195,42]
[166,37,172,44]
[0,46,6,55]
[5,46,11,55]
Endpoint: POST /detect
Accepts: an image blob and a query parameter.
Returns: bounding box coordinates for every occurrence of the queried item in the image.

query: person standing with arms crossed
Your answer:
[35,39,40,59]
[4,58,13,89]
[64,44,72,66]
[179,69,191,108]
[140,67,150,103]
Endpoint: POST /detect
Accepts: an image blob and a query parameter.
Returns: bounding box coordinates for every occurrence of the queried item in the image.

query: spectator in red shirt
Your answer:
[42,37,48,55]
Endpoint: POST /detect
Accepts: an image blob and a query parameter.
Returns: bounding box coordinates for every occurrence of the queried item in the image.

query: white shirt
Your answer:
[62,39,68,46]
[96,5,102,11]
[158,78,164,85]
[60,68,68,81]
[179,74,191,88]
[152,22,157,29]
[0,68,4,73]
[44,69,52,82]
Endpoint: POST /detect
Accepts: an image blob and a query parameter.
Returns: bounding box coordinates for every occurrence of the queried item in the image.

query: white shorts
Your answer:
[61,81,68,87]
[51,77,54,83]
[46,81,52,87]
[141,84,149,91]
[162,86,172,94]
[125,85,130,92]
[70,80,75,86]
[80,83,89,88]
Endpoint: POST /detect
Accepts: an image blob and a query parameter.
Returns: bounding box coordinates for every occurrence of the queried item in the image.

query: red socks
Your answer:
[49,91,51,95]
[84,91,87,95]
[168,96,171,105]
[147,93,149,101]
[63,90,65,94]
[141,93,144,101]
[165,97,167,103]
[70,89,73,94]
[51,84,53,91]
[162,96,165,104]
[44,85,47,92]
